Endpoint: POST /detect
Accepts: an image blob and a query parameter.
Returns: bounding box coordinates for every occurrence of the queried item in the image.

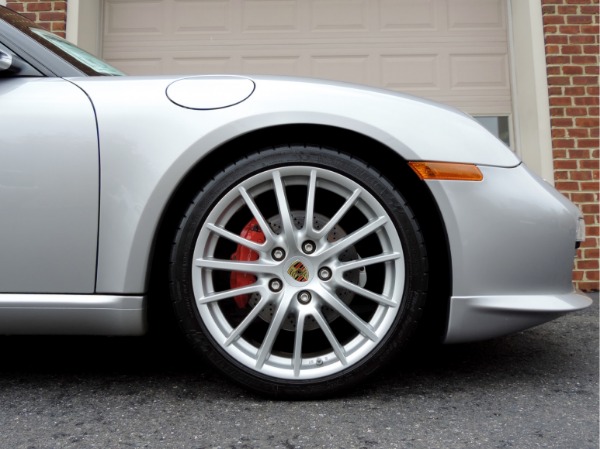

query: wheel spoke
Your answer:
[195,258,279,275]
[304,169,317,234]
[314,188,361,239]
[319,289,378,341]
[313,311,348,366]
[206,223,267,253]
[293,312,306,377]
[319,216,388,260]
[255,292,294,369]
[224,295,271,346]
[338,278,398,307]
[239,186,277,243]
[197,285,262,305]
[272,171,296,245]
[338,252,402,272]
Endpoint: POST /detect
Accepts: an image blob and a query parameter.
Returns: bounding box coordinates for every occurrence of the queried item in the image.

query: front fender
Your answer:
[71,75,518,293]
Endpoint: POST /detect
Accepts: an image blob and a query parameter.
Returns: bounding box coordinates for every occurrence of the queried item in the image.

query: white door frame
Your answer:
[66,0,554,183]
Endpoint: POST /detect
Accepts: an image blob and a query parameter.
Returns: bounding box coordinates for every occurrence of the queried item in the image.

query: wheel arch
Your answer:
[146,124,451,340]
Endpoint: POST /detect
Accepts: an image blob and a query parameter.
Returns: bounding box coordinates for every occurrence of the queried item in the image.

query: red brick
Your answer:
[577,259,599,270]
[566,107,589,116]
[554,169,570,179]
[585,270,599,282]
[547,55,571,64]
[584,45,600,54]
[568,128,591,137]
[559,25,582,34]
[566,0,595,4]
[571,170,594,180]
[571,192,598,202]
[581,5,600,15]
[547,35,570,45]
[582,204,600,215]
[556,181,580,190]
[572,55,598,64]
[577,139,600,148]
[586,86,600,96]
[38,12,66,21]
[561,44,583,54]
[7,3,24,12]
[581,25,599,34]
[551,107,566,116]
[585,65,600,75]
[580,159,599,169]
[583,248,600,259]
[544,25,559,33]
[554,159,579,169]
[552,117,575,127]
[563,65,585,75]
[51,22,66,32]
[580,179,600,190]
[570,34,598,44]
[558,5,579,14]
[544,15,566,25]
[548,76,571,85]
[573,76,599,85]
[567,15,593,24]
[555,138,578,147]
[565,86,586,95]
[569,149,592,159]
[553,129,568,138]
[25,3,51,12]
[547,66,562,75]
[574,96,600,106]
[587,226,600,237]
[546,45,561,54]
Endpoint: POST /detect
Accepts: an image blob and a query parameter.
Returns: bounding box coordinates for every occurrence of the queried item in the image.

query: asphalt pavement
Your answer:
[0,293,597,449]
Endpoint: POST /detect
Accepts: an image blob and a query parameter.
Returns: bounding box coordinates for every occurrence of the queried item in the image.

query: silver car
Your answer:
[0,7,590,397]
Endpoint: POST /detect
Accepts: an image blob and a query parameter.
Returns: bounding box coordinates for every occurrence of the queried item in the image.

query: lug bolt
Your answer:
[302,240,316,254]
[318,267,332,281]
[272,248,286,261]
[297,290,312,305]
[269,279,283,292]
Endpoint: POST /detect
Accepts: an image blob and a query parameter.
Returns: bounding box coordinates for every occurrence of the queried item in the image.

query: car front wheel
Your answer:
[170,146,428,397]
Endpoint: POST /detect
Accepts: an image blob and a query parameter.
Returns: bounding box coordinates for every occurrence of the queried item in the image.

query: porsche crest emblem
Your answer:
[287,261,309,282]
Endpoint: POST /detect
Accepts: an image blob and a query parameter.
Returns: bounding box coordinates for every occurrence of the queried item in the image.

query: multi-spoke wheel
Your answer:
[170,146,428,397]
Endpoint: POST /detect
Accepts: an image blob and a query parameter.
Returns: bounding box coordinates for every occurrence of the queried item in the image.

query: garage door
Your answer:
[101,0,511,116]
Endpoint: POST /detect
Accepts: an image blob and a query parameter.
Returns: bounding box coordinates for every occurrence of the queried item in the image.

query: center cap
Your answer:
[287,260,310,283]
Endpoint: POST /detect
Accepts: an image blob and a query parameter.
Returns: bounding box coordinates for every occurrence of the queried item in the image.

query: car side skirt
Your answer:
[0,295,146,335]
[444,292,592,343]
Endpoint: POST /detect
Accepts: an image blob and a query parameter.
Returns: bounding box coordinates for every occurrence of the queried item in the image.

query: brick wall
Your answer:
[6,1,66,38]
[542,0,599,292]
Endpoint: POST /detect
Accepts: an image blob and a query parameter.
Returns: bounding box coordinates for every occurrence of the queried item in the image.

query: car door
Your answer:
[0,46,99,293]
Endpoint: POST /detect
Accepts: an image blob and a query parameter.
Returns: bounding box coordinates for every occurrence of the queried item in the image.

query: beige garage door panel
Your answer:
[102,0,510,114]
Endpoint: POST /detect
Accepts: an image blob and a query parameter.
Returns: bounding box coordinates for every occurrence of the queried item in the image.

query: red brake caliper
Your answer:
[230,218,266,308]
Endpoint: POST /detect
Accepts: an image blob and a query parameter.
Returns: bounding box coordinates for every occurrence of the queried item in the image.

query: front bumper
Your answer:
[444,292,591,343]
[424,163,589,343]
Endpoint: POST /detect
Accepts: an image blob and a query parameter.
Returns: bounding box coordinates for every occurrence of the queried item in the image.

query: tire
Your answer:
[169,146,428,398]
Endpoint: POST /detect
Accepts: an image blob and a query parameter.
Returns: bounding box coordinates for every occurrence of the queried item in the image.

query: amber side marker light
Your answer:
[408,162,483,181]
